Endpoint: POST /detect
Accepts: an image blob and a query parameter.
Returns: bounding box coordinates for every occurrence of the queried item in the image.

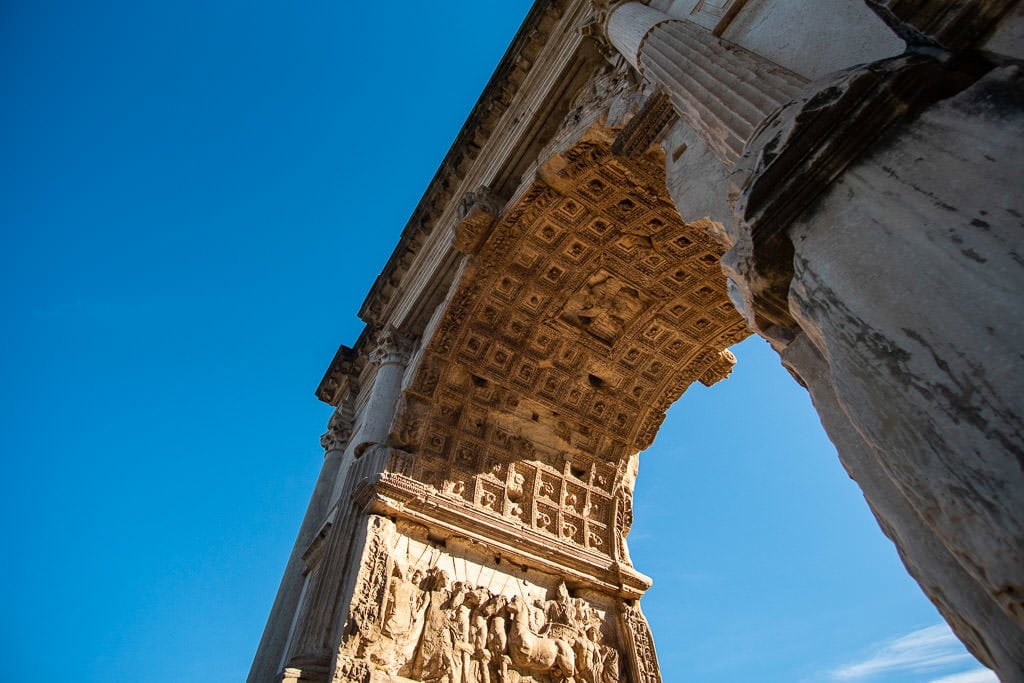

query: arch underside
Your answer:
[374,126,749,591]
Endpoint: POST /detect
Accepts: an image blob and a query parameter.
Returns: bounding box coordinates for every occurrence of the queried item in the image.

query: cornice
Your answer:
[315,340,361,406]
[357,0,577,327]
[365,471,654,599]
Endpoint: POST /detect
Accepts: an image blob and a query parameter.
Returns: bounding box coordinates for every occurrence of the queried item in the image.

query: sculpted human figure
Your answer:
[468,589,493,683]
[529,598,547,635]
[573,598,598,632]
[376,566,427,675]
[601,645,620,683]
[573,626,604,683]
[411,568,454,681]
[383,566,424,640]
[544,582,579,643]
[484,595,510,682]
[445,582,474,683]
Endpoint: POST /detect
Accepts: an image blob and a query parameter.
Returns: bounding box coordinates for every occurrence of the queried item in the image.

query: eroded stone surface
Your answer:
[726,55,1024,678]
[785,64,1024,631]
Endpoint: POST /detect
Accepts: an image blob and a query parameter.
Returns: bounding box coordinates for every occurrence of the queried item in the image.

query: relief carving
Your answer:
[619,604,660,683]
[342,521,629,683]
[557,59,646,141]
[321,402,354,452]
[348,520,393,645]
[388,134,746,560]
[611,89,678,159]
[383,565,427,643]
[455,187,504,256]
[505,595,576,681]
[330,656,371,683]
[560,271,653,344]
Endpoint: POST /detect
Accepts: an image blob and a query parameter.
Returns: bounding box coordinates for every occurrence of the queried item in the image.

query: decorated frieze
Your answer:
[336,516,640,683]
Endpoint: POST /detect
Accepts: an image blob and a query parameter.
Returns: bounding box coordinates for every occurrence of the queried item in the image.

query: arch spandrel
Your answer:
[376,125,749,586]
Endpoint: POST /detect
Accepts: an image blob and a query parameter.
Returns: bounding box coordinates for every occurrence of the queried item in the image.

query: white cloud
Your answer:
[929,669,998,683]
[829,623,974,680]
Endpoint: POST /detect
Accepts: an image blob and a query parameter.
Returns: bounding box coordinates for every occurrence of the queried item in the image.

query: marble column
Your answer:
[330,327,414,506]
[605,2,806,166]
[281,327,414,678]
[247,404,353,683]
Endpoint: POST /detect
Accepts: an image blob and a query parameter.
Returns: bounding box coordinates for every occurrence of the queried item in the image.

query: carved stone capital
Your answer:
[611,88,678,158]
[320,403,354,453]
[549,58,646,146]
[369,326,414,368]
[579,1,617,61]
[698,349,737,387]
[454,186,503,255]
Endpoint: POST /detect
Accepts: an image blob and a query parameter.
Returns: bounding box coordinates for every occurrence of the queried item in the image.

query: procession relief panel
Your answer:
[335,516,632,683]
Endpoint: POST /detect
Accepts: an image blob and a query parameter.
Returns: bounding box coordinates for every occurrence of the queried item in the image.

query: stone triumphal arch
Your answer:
[251,1,1024,681]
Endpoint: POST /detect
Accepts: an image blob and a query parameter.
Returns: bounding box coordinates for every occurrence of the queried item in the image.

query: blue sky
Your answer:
[0,2,993,682]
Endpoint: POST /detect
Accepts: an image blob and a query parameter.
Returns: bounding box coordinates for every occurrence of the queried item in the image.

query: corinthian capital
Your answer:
[320,402,354,452]
[369,326,415,367]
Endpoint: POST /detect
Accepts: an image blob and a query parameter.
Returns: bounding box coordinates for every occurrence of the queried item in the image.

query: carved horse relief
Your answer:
[506,597,577,683]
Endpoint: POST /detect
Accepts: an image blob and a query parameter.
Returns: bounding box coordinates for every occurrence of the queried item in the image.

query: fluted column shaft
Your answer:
[247,407,352,683]
[285,328,413,669]
[606,2,806,166]
[327,328,413,507]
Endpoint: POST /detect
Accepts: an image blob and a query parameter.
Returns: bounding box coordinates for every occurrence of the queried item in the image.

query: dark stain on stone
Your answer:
[1006,208,1021,219]
[961,248,987,263]
[881,165,958,212]
[902,328,1024,460]
[970,218,990,229]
